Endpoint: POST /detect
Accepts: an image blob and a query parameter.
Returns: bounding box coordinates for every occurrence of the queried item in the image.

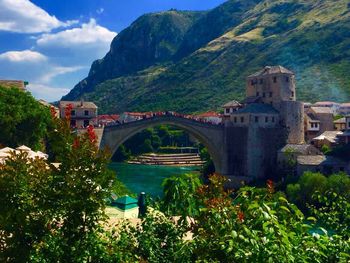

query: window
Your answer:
[71,110,76,116]
[265,116,268,123]
[273,76,277,83]
[291,91,294,97]
[84,120,90,127]
[84,110,89,116]
[251,80,254,85]
[311,123,314,128]
[255,116,259,123]
[269,92,273,97]
[286,77,289,82]
[272,117,275,123]
[70,120,76,127]
[256,92,260,96]
[234,117,237,123]
[263,92,266,98]
[259,79,263,84]
[225,108,230,114]
[240,117,244,123]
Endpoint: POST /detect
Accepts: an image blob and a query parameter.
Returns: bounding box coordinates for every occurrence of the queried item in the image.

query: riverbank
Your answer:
[128,153,204,166]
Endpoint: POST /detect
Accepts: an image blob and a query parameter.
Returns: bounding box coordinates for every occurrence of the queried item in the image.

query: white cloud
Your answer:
[97,8,104,15]
[0,50,82,86]
[0,50,47,62]
[0,0,78,33]
[0,17,117,101]
[37,18,116,47]
[27,83,70,101]
[39,66,84,83]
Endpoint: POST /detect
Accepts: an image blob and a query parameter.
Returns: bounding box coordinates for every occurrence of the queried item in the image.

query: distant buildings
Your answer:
[59,100,98,128]
[0,80,28,90]
[195,111,222,124]
[338,103,350,116]
[97,114,120,126]
[304,106,334,142]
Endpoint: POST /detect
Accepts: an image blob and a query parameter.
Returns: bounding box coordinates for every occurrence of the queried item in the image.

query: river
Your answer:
[109,162,200,197]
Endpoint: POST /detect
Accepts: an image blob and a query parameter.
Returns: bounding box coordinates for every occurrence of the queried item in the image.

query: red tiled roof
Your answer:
[98,114,119,121]
[196,111,221,118]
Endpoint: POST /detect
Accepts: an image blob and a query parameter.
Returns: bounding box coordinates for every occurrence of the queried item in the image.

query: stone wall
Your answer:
[279,101,304,144]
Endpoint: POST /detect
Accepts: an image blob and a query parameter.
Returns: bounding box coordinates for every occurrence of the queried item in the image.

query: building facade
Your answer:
[59,100,98,128]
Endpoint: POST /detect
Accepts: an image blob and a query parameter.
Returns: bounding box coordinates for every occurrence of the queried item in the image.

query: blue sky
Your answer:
[0,0,226,101]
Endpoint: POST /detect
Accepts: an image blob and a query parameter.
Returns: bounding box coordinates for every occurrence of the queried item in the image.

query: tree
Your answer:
[0,86,52,150]
[162,173,202,216]
[1,108,115,262]
[0,152,54,262]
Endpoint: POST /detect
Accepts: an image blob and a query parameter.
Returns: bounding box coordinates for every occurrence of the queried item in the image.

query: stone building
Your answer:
[334,117,346,131]
[59,100,98,128]
[222,100,242,120]
[313,101,339,115]
[0,80,28,90]
[338,103,350,116]
[304,106,334,142]
[230,65,304,144]
[221,65,305,180]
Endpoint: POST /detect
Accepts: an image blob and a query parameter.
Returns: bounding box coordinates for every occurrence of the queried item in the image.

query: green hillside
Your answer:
[63,0,350,114]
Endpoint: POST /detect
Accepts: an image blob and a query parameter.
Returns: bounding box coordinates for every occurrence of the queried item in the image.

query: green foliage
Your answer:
[321,144,331,154]
[0,153,54,262]
[190,174,350,262]
[162,173,202,216]
[0,86,52,150]
[0,112,115,262]
[287,172,350,214]
[309,191,350,237]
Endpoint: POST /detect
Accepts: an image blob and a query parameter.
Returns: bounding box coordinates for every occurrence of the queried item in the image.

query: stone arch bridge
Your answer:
[99,115,286,185]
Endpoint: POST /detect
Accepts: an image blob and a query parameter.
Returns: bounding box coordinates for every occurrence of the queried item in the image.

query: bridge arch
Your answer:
[100,116,225,174]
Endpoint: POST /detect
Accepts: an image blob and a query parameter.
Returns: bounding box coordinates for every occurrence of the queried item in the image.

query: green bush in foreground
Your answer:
[0,86,52,150]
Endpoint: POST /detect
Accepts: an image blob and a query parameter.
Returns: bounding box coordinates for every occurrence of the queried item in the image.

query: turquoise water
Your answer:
[109,162,199,197]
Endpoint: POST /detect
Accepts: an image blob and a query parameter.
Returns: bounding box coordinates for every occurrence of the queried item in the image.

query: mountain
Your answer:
[63,0,350,114]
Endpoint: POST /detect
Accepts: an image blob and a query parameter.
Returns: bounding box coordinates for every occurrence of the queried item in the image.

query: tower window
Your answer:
[255,116,259,123]
[273,77,277,83]
[286,77,289,82]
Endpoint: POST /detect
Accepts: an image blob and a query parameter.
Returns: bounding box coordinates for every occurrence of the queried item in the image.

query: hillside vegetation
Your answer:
[63,0,350,113]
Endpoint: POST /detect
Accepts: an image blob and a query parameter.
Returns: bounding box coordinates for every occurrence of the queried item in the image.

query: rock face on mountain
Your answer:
[64,10,203,99]
[63,0,350,114]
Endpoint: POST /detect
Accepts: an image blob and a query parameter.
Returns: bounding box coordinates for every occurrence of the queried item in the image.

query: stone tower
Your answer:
[246,66,304,144]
